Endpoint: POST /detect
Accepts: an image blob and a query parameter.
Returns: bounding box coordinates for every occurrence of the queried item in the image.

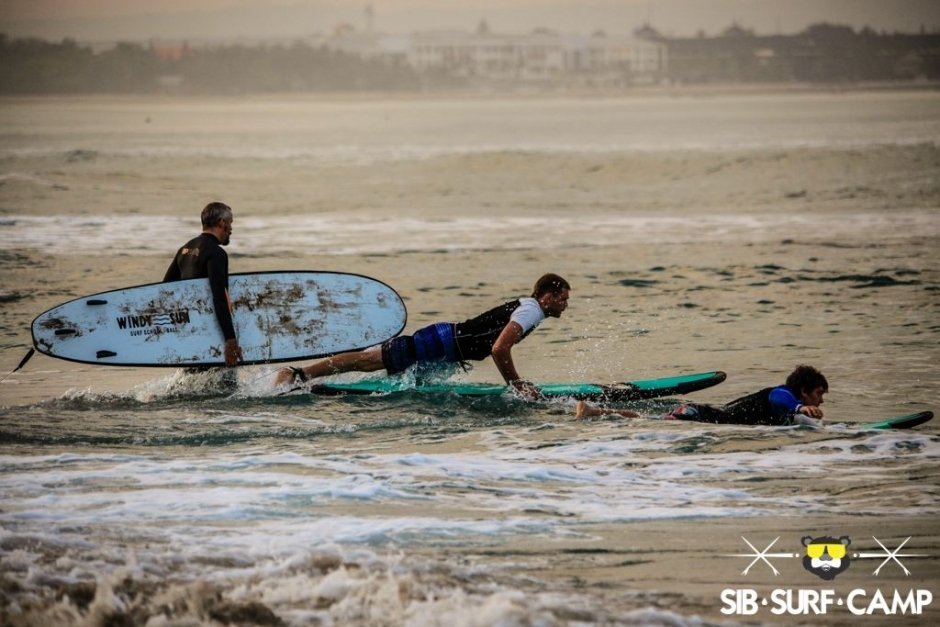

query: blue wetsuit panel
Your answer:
[768,385,802,420]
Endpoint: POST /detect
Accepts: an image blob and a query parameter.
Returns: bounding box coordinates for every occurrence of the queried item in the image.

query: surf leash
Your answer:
[0,348,36,384]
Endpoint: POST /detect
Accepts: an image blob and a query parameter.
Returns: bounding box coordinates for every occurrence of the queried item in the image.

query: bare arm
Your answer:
[491,321,540,400]
[206,249,241,366]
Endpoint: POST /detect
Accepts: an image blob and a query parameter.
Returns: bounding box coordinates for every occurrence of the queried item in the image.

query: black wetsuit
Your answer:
[672,386,797,426]
[163,233,236,341]
[453,299,538,360]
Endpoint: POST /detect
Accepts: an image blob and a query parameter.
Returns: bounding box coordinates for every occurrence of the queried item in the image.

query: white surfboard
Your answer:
[31,271,407,367]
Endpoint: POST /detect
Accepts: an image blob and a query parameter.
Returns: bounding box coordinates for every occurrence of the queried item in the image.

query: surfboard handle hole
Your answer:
[96,350,117,359]
[86,299,108,306]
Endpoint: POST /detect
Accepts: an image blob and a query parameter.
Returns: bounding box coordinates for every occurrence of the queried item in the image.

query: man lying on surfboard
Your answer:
[274,273,570,400]
[576,364,828,427]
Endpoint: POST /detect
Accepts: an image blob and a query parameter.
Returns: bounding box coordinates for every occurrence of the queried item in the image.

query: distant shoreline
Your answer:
[1,80,938,102]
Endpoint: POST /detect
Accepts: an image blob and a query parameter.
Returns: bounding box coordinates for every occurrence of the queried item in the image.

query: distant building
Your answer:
[655,22,940,84]
[319,29,410,64]
[150,40,189,61]
[317,27,667,83]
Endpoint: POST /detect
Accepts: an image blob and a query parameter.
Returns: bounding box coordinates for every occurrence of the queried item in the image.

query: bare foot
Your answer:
[575,400,589,419]
[274,366,306,387]
[273,368,291,387]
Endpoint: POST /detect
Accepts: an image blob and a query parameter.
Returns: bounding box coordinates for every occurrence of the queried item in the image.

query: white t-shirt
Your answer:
[509,297,545,334]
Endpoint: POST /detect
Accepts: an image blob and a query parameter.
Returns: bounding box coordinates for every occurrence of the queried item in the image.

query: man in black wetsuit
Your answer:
[273,273,571,400]
[163,201,243,367]
[576,365,827,427]
[664,365,827,426]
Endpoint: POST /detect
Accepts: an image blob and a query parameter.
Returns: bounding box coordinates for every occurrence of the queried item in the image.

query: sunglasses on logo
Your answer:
[806,543,847,559]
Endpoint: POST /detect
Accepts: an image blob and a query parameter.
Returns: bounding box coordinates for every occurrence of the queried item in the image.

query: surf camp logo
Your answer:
[720,534,934,617]
[802,535,851,580]
[116,309,191,337]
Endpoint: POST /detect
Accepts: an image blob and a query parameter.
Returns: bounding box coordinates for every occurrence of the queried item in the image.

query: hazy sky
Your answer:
[2,0,938,41]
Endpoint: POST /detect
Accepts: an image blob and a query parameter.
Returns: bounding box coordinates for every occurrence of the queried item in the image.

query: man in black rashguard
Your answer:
[164,201,243,367]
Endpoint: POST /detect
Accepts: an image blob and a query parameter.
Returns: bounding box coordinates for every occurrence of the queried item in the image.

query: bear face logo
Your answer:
[802,535,851,580]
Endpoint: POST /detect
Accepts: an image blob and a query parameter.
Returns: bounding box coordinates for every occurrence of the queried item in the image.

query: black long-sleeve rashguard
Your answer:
[163,233,237,341]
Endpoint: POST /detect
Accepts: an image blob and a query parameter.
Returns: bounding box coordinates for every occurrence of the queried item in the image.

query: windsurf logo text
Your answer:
[117,310,191,330]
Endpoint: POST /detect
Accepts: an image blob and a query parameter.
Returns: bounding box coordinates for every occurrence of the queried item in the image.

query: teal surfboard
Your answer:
[309,370,726,403]
[31,271,406,367]
[859,411,933,430]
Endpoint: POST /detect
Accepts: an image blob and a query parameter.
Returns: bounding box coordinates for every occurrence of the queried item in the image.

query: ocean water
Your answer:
[1,90,939,625]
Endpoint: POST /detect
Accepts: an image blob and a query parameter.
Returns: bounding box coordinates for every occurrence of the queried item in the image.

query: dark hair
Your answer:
[531,273,571,298]
[201,202,233,229]
[786,365,828,394]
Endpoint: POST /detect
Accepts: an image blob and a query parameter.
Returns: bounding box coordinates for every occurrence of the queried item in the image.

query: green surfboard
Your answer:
[859,410,933,430]
[307,370,726,403]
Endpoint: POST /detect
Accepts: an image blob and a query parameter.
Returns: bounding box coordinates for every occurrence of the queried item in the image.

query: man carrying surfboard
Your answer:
[274,273,571,400]
[576,364,827,426]
[163,201,243,367]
